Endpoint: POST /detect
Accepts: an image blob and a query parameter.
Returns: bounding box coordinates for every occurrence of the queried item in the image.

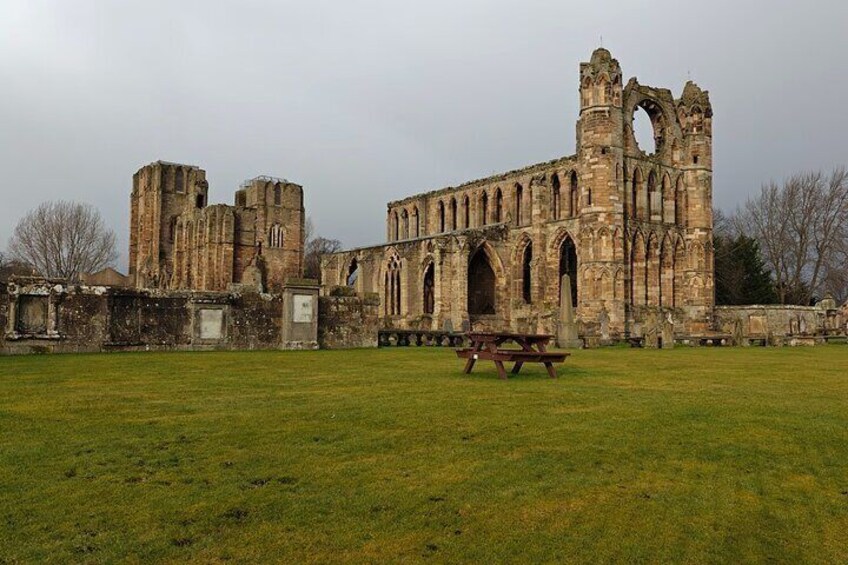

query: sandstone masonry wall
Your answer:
[318,294,381,349]
[1,278,293,355]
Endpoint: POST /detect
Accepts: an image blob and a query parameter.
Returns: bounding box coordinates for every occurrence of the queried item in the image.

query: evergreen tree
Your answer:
[714,234,777,305]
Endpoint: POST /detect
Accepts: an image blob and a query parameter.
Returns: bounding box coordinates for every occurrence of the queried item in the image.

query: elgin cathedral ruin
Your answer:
[2,48,845,354]
[129,162,306,293]
[322,48,715,340]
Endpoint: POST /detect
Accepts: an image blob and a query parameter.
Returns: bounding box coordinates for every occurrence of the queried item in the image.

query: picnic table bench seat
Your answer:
[457,332,570,379]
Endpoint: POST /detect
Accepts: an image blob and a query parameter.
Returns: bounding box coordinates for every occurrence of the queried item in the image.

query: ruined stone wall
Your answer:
[318,293,381,349]
[323,48,713,341]
[715,305,845,346]
[130,163,305,294]
[0,278,298,355]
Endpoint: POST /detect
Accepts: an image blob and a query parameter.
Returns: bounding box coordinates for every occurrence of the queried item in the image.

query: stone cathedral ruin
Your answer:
[323,48,715,341]
[1,48,845,354]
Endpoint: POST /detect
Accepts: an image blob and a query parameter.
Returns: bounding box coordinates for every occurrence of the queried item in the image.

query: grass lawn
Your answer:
[1,346,847,563]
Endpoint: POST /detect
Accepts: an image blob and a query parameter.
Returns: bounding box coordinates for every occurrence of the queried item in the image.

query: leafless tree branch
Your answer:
[8,201,117,282]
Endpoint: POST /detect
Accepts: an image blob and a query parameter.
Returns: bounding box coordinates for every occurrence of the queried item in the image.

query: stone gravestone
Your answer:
[598,307,610,343]
[661,312,675,349]
[557,274,582,348]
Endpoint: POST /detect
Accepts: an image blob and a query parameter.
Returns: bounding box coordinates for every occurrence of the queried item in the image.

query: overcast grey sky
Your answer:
[2,0,846,269]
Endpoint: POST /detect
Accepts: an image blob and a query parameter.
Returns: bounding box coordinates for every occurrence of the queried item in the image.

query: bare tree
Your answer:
[8,201,117,281]
[302,217,342,281]
[737,168,848,305]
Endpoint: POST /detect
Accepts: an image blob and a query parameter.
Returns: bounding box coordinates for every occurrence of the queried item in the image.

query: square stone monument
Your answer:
[281,280,320,349]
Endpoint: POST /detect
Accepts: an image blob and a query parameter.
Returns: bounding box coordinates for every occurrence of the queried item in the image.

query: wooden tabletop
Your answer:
[467,332,553,342]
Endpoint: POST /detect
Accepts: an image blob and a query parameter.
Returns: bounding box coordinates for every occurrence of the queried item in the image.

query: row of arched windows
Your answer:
[384,256,402,316]
[550,171,580,220]
[388,170,593,242]
[269,224,284,248]
[390,207,421,241]
[374,228,709,321]
[625,167,688,227]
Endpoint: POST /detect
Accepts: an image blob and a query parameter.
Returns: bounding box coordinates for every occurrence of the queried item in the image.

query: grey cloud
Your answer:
[2,0,846,268]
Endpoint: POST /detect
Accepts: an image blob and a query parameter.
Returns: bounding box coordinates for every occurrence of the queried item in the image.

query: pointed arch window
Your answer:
[481,192,488,226]
[269,224,284,248]
[385,256,402,316]
[450,197,458,230]
[347,259,359,287]
[468,248,496,315]
[522,242,533,304]
[570,172,578,217]
[647,171,657,220]
[559,236,578,308]
[438,201,445,233]
[495,188,503,223]
[552,173,561,220]
[401,209,409,239]
[274,185,282,206]
[412,207,420,238]
[423,263,435,315]
[463,195,470,228]
[515,184,523,225]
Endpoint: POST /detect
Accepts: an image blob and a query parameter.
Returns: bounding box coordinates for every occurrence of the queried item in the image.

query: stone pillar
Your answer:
[557,274,581,348]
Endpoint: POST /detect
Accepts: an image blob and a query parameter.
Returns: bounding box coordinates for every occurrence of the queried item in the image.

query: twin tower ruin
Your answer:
[127,48,715,341]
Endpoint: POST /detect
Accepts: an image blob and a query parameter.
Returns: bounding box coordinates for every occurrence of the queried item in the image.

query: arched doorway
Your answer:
[559,236,578,308]
[468,248,496,316]
[423,263,435,315]
[346,258,359,287]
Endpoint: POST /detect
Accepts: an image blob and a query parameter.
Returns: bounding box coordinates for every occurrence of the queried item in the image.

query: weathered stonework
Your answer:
[318,293,382,349]
[0,277,314,355]
[715,304,846,346]
[129,163,305,293]
[322,48,715,340]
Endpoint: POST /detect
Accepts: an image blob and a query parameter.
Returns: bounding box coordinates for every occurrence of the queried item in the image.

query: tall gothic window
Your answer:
[274,185,282,206]
[495,188,503,223]
[552,173,561,220]
[385,256,402,316]
[570,171,578,217]
[423,263,435,315]
[522,242,533,304]
[269,224,284,248]
[438,201,445,233]
[481,192,488,225]
[463,195,470,228]
[468,248,495,315]
[450,197,458,230]
[412,206,419,238]
[515,184,523,225]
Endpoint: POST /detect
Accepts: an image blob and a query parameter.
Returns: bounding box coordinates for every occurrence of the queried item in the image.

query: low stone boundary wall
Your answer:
[378,330,468,348]
[318,295,381,349]
[2,277,318,355]
[714,304,846,346]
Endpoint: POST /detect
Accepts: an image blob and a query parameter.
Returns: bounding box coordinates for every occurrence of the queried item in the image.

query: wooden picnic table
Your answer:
[455,331,569,379]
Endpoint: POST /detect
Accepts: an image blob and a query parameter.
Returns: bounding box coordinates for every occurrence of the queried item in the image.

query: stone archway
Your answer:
[468,248,496,316]
[559,236,578,308]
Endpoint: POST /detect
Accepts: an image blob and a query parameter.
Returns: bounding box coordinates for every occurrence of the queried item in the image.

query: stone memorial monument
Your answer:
[557,274,582,349]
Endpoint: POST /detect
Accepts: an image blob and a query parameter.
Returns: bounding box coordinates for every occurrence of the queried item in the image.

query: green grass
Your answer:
[1,346,847,563]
